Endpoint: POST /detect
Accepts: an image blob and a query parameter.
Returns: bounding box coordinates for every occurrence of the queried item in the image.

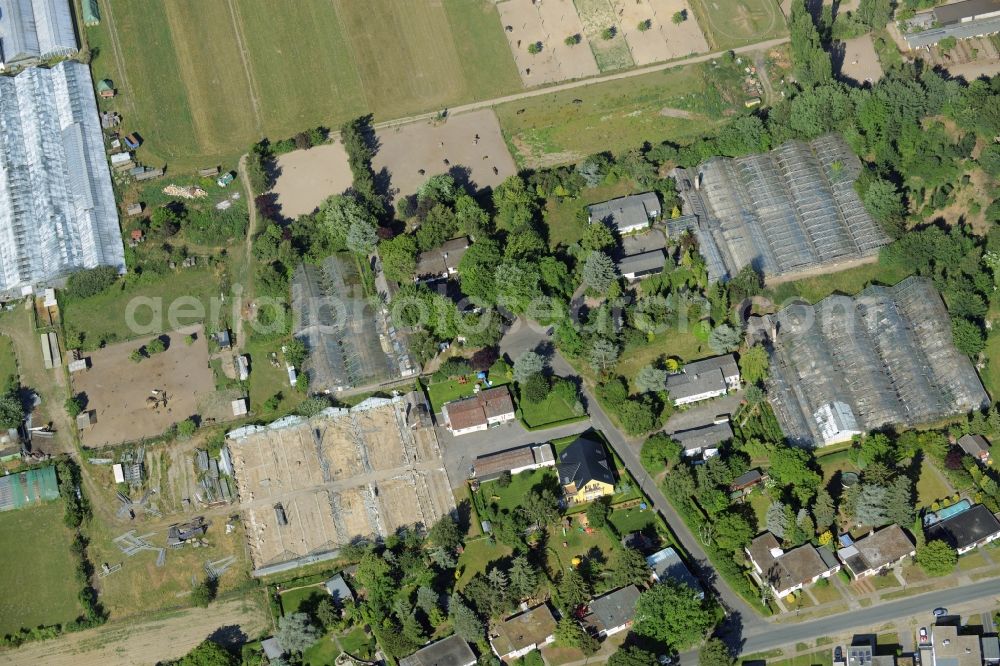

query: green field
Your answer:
[62,267,225,349]
[0,500,83,635]
[86,0,519,170]
[496,60,745,167]
[765,259,914,305]
[689,0,787,51]
[0,334,17,392]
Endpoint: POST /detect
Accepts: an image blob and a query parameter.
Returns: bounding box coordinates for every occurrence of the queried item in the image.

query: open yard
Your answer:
[86,0,520,170]
[689,0,787,51]
[0,500,82,636]
[477,468,560,515]
[496,58,747,167]
[62,266,226,350]
[71,325,224,448]
[916,458,954,509]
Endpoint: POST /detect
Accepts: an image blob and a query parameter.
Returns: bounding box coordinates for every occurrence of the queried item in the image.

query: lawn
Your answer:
[302,634,342,666]
[984,302,1000,400]
[748,490,772,530]
[958,549,989,571]
[477,468,560,514]
[456,538,514,588]
[279,584,327,616]
[544,181,636,248]
[245,335,306,417]
[85,0,519,170]
[62,267,225,350]
[765,259,914,305]
[608,505,658,535]
[615,324,711,386]
[424,376,510,413]
[496,60,744,167]
[916,459,953,509]
[519,392,583,429]
[0,500,83,635]
[688,0,787,51]
[0,334,17,391]
[545,521,619,590]
[339,626,377,659]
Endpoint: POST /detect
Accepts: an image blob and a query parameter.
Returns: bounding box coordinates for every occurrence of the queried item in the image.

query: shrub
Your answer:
[564,33,582,46]
[522,372,551,403]
[527,41,543,54]
[601,27,616,40]
[64,266,118,300]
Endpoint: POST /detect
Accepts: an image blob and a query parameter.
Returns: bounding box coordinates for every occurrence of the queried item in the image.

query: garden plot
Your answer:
[497,0,600,85]
[574,0,636,71]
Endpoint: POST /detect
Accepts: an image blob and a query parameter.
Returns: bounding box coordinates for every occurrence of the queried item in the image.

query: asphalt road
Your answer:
[736,577,1000,656]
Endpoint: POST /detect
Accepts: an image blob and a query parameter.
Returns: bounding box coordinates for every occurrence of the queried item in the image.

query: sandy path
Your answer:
[0,596,268,666]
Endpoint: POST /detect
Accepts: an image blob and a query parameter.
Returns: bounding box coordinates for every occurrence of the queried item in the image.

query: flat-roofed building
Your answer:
[588,192,660,234]
[901,0,1000,48]
[0,61,125,294]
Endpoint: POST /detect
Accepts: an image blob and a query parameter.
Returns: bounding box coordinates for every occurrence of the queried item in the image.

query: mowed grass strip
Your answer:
[99,0,199,164]
[442,0,522,101]
[0,501,82,635]
[161,0,258,155]
[239,0,367,136]
[495,65,728,167]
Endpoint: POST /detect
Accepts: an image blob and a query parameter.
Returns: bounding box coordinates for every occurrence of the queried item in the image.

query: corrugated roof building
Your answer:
[0,61,124,294]
[0,0,78,68]
[752,277,989,447]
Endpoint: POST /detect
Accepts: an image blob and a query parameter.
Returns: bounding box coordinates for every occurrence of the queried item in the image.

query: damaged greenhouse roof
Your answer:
[669,134,889,283]
[292,255,413,391]
[750,277,989,447]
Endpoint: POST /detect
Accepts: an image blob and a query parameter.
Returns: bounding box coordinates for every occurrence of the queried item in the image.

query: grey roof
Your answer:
[756,277,989,447]
[903,13,1000,47]
[399,635,476,666]
[670,135,888,283]
[730,469,763,490]
[261,637,283,660]
[958,433,991,458]
[618,250,666,277]
[646,547,703,595]
[670,422,733,453]
[588,585,641,631]
[665,354,739,401]
[0,62,125,294]
[935,0,1000,25]
[982,635,1000,662]
[0,0,77,66]
[557,437,615,489]
[324,573,354,605]
[926,503,1000,551]
[415,236,469,280]
[588,192,660,232]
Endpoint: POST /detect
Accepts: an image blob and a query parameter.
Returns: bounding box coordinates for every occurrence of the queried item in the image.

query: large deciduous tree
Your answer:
[633,581,717,651]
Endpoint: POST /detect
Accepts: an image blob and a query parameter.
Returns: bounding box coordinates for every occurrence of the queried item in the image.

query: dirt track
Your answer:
[0,596,268,666]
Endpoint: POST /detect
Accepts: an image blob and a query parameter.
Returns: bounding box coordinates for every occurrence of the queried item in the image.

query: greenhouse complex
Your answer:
[0,61,124,294]
[749,277,990,447]
[669,134,889,282]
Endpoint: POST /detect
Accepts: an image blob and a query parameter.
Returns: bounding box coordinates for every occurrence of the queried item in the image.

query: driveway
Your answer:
[664,391,744,434]
[436,419,591,489]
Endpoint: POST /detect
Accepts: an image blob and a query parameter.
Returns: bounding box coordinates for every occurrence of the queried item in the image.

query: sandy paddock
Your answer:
[839,34,883,85]
[72,325,217,447]
[272,143,353,219]
[371,110,517,201]
[647,0,710,60]
[498,0,599,85]
[269,110,516,212]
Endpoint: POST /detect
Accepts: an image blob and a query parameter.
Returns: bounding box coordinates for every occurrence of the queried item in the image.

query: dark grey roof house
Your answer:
[399,635,477,666]
[925,503,1000,555]
[585,585,641,637]
[618,250,666,281]
[588,193,660,234]
[665,354,740,406]
[557,437,616,502]
[958,434,991,463]
[671,421,733,459]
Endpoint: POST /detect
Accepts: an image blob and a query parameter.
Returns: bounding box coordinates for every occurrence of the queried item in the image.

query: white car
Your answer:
[919,627,928,644]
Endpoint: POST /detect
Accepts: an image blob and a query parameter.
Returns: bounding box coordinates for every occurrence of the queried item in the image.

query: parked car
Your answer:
[919,627,928,643]
[933,607,948,617]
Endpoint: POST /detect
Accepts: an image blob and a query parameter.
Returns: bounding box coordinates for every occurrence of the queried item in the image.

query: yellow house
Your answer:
[557,437,616,506]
